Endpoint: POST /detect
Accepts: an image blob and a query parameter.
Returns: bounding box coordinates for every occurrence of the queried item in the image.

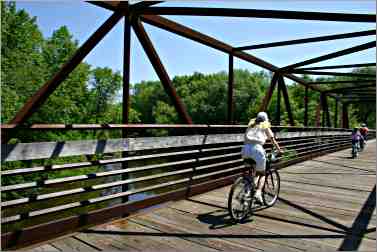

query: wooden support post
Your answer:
[228,54,234,124]
[275,79,281,125]
[279,76,295,126]
[132,18,192,124]
[259,72,279,112]
[304,86,308,126]
[9,11,123,125]
[122,15,131,204]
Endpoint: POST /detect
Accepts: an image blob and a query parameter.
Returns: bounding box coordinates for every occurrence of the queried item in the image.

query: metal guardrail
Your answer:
[1,125,375,249]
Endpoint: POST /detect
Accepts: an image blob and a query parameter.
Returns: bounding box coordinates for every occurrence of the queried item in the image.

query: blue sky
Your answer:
[16,1,376,84]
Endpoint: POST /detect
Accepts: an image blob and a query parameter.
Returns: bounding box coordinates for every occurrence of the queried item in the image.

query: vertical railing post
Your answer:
[228,54,234,124]
[304,86,308,127]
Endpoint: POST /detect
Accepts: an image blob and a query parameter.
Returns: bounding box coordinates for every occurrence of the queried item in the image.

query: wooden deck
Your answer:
[25,140,376,251]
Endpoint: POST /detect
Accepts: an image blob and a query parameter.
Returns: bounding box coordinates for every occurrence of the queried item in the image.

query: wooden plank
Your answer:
[134,205,335,251]
[81,220,219,252]
[48,237,99,251]
[131,213,265,251]
[24,244,60,252]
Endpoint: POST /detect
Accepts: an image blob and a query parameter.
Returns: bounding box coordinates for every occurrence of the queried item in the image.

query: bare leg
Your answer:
[257,175,265,191]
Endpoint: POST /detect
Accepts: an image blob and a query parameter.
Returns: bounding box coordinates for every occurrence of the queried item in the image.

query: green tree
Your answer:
[87,67,122,123]
[1,2,46,123]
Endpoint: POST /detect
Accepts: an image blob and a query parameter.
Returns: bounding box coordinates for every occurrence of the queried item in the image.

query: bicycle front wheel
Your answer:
[262,169,280,207]
[228,177,253,222]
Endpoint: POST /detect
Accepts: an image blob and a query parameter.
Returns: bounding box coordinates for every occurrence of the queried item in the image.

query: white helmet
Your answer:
[257,112,269,122]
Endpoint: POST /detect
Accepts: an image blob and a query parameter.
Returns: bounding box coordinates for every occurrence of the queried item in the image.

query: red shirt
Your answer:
[360,127,369,135]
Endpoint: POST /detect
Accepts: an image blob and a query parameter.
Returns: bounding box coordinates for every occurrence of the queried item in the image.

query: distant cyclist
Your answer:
[241,112,283,203]
[351,127,362,157]
[360,123,369,142]
[358,123,368,151]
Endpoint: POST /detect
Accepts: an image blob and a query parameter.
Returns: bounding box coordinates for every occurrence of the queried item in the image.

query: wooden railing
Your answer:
[1,125,375,249]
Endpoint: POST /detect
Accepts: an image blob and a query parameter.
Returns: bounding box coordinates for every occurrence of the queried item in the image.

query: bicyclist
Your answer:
[360,123,369,142]
[351,127,362,152]
[241,112,283,203]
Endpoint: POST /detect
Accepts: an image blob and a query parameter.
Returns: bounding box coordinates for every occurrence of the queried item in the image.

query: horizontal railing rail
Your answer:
[1,125,375,250]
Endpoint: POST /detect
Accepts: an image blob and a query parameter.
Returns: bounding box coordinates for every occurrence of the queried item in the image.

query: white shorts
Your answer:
[241,143,266,173]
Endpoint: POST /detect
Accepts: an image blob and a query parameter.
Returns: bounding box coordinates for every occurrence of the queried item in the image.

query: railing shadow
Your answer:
[81,229,345,240]
[338,185,376,251]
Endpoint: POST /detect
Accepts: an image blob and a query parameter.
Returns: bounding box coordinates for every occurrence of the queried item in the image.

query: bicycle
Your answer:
[228,148,281,222]
[351,140,360,158]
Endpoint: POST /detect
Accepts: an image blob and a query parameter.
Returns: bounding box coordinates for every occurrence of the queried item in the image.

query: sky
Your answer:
[15,1,376,85]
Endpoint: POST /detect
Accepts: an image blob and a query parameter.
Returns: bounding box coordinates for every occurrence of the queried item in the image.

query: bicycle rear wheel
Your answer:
[228,176,253,222]
[262,169,280,207]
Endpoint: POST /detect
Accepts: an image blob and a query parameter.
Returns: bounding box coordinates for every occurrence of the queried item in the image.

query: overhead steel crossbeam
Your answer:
[307,80,376,85]
[87,1,162,12]
[324,84,375,94]
[139,15,329,95]
[340,99,376,103]
[296,63,376,71]
[234,30,376,51]
[140,7,375,22]
[281,41,376,71]
[290,70,376,78]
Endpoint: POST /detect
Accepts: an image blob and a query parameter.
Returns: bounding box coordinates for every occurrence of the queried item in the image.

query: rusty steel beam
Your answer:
[342,103,350,128]
[9,11,123,125]
[341,98,375,102]
[87,1,162,11]
[87,1,119,11]
[290,70,375,78]
[122,13,131,204]
[228,54,234,123]
[131,18,193,124]
[320,94,326,127]
[315,97,321,127]
[334,99,338,128]
[296,62,376,71]
[304,86,308,127]
[307,80,375,85]
[279,76,295,126]
[140,7,376,22]
[325,96,331,127]
[281,41,376,71]
[259,73,279,112]
[275,79,281,125]
[324,84,375,93]
[139,15,330,96]
[235,30,376,51]
[130,1,163,10]
[123,17,131,125]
